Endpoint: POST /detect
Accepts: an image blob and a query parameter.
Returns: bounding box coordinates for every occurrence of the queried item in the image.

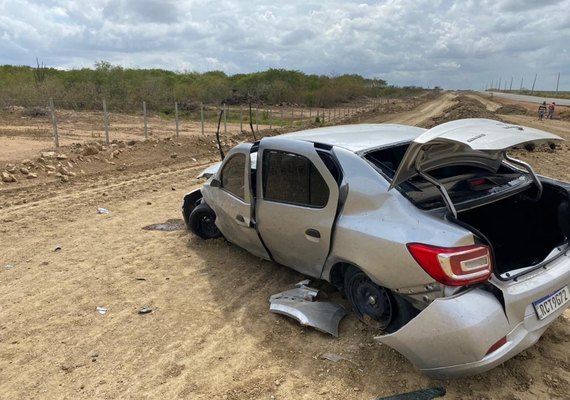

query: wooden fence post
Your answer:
[175,101,179,138]
[200,103,205,136]
[103,99,109,144]
[240,107,243,132]
[143,101,148,139]
[49,97,59,148]
[269,108,272,130]
[255,106,259,132]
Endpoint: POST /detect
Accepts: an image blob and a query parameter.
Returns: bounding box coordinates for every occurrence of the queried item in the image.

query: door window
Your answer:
[262,150,329,208]
[221,154,245,200]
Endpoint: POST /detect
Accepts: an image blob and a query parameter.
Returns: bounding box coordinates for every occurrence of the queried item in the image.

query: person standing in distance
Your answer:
[538,101,547,120]
[548,102,556,119]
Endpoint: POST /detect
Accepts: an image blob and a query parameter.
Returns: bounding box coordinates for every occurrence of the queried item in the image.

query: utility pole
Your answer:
[556,72,560,93]
[509,77,513,91]
[531,73,537,94]
[520,77,523,91]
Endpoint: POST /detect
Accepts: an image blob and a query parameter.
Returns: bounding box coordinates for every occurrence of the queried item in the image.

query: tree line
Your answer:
[0,61,425,112]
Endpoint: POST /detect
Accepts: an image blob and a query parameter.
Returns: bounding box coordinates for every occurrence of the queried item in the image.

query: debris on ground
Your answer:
[138,306,153,314]
[142,219,186,231]
[374,386,446,400]
[320,352,348,363]
[269,280,347,337]
[97,208,110,214]
[96,306,108,315]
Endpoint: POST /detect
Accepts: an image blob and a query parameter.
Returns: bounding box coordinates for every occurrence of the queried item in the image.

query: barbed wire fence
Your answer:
[1,95,395,149]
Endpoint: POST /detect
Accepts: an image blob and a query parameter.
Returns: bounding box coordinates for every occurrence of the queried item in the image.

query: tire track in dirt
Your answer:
[360,92,457,126]
[0,158,214,216]
[1,95,569,399]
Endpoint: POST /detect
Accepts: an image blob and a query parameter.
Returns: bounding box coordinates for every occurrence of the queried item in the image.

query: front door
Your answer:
[208,144,269,260]
[256,138,339,277]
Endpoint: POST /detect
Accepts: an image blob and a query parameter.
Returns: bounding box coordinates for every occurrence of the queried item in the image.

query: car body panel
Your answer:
[268,280,347,337]
[256,137,340,277]
[203,144,269,260]
[377,289,510,372]
[391,119,563,189]
[377,247,570,378]
[279,123,426,153]
[322,147,475,291]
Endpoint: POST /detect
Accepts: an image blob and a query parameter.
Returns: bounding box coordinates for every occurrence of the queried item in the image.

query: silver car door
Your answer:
[256,137,340,277]
[207,144,269,260]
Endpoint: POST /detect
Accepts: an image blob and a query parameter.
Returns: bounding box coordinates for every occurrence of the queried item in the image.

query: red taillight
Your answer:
[407,243,492,286]
[486,336,507,355]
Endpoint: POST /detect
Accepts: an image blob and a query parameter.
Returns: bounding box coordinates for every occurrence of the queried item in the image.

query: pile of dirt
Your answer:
[496,104,529,115]
[423,95,501,128]
[557,109,570,121]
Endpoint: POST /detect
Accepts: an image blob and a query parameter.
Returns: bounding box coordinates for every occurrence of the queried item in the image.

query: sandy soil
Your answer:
[1,94,569,399]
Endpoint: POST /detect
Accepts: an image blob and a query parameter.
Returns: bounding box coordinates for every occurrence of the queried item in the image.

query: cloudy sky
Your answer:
[1,0,569,90]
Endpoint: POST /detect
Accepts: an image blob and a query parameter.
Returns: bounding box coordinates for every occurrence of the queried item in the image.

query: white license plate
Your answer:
[533,286,570,320]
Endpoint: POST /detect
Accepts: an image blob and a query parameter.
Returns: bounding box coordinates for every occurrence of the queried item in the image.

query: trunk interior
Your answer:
[457,182,570,275]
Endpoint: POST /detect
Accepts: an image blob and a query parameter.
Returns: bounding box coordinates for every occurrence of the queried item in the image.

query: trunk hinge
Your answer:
[415,157,458,218]
[503,152,543,201]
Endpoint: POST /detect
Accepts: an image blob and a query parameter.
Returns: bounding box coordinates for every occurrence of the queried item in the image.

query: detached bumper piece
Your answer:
[269,280,347,337]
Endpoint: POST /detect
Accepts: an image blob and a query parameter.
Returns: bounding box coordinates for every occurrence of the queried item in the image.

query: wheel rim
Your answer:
[198,213,219,238]
[348,273,393,329]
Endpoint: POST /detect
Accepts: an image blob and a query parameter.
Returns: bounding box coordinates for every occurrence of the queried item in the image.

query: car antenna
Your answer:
[249,100,257,141]
[215,103,225,161]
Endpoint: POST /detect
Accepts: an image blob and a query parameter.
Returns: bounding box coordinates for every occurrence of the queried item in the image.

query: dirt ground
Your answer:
[1,94,569,399]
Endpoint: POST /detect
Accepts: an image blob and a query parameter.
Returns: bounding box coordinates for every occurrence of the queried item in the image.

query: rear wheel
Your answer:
[344,267,417,332]
[189,203,222,239]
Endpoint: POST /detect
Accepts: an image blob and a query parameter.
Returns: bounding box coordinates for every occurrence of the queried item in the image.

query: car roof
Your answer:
[278,123,427,153]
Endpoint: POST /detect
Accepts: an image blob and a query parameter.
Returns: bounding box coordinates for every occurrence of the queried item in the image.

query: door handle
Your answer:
[305,228,321,239]
[235,214,249,227]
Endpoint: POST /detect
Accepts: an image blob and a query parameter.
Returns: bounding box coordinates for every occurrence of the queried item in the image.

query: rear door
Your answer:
[207,144,269,260]
[256,138,340,277]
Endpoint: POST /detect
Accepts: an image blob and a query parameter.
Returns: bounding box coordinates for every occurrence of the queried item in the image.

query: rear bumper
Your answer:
[377,251,570,378]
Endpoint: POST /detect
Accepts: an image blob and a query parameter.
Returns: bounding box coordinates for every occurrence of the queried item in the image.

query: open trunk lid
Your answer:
[389,119,563,190]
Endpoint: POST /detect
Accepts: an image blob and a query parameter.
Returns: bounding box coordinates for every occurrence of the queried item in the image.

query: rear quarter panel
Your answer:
[324,147,476,289]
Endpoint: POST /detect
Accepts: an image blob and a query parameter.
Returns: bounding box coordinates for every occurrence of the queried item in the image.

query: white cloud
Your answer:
[1,0,569,90]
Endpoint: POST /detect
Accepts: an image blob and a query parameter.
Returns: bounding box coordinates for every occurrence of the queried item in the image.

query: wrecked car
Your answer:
[182,118,570,378]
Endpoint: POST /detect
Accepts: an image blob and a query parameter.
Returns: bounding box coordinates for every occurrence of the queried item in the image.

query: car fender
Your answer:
[182,188,203,227]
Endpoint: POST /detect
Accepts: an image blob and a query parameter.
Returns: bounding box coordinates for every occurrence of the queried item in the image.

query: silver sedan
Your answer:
[182,118,570,378]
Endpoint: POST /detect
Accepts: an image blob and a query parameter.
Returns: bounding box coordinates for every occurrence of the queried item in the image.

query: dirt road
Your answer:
[1,95,569,399]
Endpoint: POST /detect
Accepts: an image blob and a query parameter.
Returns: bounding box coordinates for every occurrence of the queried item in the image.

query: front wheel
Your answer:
[344,267,417,333]
[188,202,222,239]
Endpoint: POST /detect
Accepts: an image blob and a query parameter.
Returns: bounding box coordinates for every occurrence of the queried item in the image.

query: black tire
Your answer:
[188,202,222,240]
[344,266,417,333]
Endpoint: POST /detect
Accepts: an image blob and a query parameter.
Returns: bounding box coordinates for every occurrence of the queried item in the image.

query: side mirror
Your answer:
[210,178,221,188]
